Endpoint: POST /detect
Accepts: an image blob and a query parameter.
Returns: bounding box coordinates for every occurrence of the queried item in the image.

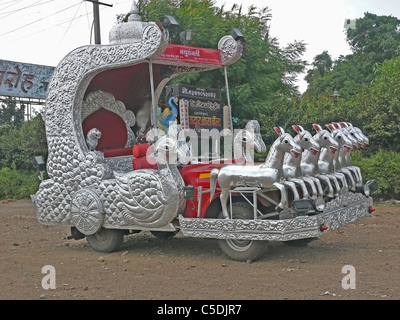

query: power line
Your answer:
[0,0,25,10]
[58,1,83,46]
[2,8,93,45]
[0,1,82,38]
[0,0,57,18]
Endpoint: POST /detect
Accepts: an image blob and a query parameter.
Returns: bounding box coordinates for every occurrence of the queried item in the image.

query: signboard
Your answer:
[0,59,54,99]
[158,44,222,66]
[166,84,223,133]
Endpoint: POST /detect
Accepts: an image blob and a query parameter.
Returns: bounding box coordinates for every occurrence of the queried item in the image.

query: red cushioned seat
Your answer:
[132,143,157,170]
[82,108,132,157]
[103,148,133,158]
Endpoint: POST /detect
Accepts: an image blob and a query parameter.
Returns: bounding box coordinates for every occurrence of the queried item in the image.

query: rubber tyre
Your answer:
[218,202,266,262]
[86,228,124,253]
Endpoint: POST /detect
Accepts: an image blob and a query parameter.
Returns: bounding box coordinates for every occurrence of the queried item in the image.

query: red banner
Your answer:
[158,44,222,66]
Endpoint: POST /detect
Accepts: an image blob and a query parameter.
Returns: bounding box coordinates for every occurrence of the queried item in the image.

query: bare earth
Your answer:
[0,199,399,301]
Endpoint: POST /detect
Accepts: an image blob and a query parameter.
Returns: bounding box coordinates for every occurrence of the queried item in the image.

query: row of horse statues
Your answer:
[210,121,370,219]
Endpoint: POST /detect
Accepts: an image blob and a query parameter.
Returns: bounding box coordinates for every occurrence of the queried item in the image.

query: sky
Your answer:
[1,0,400,93]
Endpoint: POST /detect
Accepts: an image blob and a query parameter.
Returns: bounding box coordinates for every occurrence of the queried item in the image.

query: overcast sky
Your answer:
[1,0,399,92]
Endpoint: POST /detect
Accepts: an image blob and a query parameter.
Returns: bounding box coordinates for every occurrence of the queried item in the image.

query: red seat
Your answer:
[82,108,133,157]
[132,143,157,170]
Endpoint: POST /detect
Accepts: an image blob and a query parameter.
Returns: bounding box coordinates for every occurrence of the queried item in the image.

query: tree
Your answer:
[127,0,307,143]
[302,13,400,101]
[347,12,400,59]
[0,98,25,128]
[344,51,400,154]
[0,114,47,170]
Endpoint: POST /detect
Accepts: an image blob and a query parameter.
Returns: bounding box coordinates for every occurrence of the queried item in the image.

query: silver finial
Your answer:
[128,1,141,22]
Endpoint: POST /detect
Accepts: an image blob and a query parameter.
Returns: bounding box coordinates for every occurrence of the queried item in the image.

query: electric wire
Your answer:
[58,1,83,45]
[0,0,25,11]
[0,0,56,18]
[2,8,93,44]
[0,1,82,38]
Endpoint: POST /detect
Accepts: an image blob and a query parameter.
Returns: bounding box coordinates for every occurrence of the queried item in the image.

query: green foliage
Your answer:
[342,52,400,154]
[0,98,25,128]
[132,0,307,141]
[0,114,47,170]
[303,13,400,101]
[0,164,40,200]
[352,150,400,198]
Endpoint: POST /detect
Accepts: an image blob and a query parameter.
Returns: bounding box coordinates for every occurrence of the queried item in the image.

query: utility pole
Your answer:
[84,0,113,44]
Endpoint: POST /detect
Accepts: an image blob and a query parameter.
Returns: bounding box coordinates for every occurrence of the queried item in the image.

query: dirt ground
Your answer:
[0,199,399,302]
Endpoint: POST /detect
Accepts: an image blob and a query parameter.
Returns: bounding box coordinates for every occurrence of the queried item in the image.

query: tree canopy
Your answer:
[303,12,400,100]
[128,0,307,143]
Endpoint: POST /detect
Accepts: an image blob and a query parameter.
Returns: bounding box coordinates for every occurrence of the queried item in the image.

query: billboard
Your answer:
[158,44,222,66]
[0,59,54,100]
[165,84,223,133]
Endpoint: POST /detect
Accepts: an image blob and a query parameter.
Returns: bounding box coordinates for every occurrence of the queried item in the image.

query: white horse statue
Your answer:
[210,127,302,218]
[300,124,341,199]
[283,125,325,210]
[233,120,267,164]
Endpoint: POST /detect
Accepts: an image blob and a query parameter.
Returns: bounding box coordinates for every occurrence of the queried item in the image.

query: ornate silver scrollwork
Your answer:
[35,17,168,227]
[218,35,243,66]
[81,90,136,148]
[71,188,104,235]
[179,193,373,242]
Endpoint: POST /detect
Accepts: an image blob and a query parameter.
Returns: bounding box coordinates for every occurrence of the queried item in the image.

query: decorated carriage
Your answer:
[33,2,377,261]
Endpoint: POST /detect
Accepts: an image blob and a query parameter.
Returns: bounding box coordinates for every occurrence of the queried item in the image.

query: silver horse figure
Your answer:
[314,124,348,196]
[210,127,302,219]
[233,120,267,164]
[283,125,325,211]
[331,122,361,192]
[342,122,377,195]
[321,123,352,194]
[300,124,339,199]
[339,122,368,186]
[328,122,357,191]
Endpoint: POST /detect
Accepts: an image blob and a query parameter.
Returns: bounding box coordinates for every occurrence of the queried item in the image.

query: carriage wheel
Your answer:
[218,201,266,261]
[86,228,125,252]
[71,188,104,236]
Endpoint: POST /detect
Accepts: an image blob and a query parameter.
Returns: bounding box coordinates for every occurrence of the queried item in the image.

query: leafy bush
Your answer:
[0,165,41,200]
[0,114,47,170]
[352,149,400,198]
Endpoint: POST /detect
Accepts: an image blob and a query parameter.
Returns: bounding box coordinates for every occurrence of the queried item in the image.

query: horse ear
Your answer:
[273,127,281,135]
[326,124,334,132]
[313,124,322,132]
[292,125,300,133]
[298,125,305,132]
[279,127,286,134]
[332,122,340,129]
[339,122,346,128]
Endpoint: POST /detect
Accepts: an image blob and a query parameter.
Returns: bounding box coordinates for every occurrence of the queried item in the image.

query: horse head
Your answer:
[245,120,267,153]
[326,123,353,152]
[344,122,369,148]
[274,126,302,159]
[312,124,339,154]
[292,125,320,155]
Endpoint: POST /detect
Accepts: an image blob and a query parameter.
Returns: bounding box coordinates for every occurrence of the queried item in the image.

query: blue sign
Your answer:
[0,59,54,99]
